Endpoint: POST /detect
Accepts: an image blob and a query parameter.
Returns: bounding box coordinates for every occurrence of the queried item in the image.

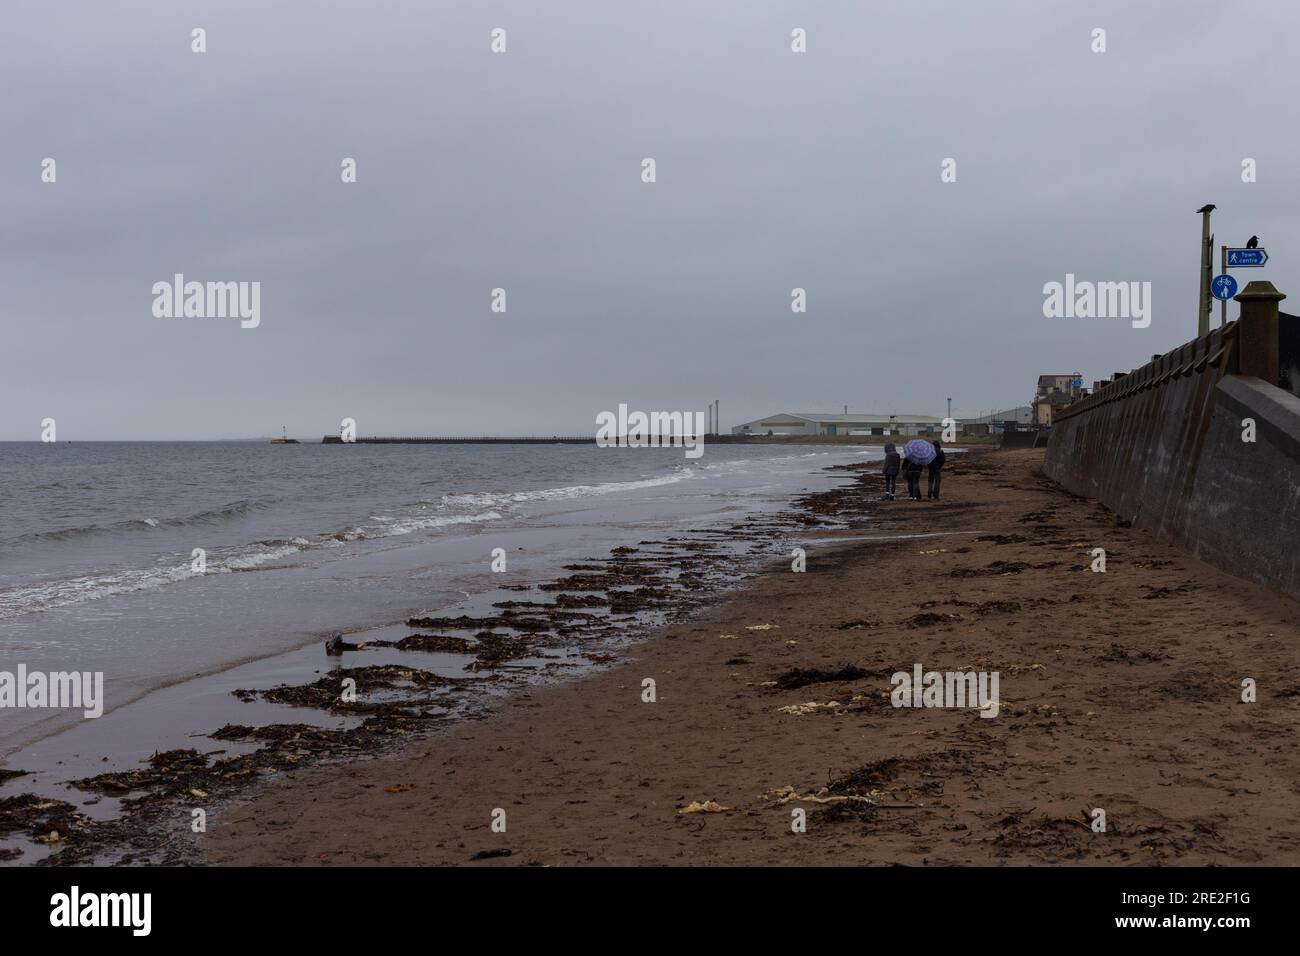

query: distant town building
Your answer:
[731,411,944,437]
[1032,373,1089,425]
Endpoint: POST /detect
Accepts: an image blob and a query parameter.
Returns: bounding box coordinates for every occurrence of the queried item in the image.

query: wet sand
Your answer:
[206,447,1300,865]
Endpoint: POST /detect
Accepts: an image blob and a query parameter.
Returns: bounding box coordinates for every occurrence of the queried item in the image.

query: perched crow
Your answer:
[1246,235,1259,249]
[1196,203,1216,214]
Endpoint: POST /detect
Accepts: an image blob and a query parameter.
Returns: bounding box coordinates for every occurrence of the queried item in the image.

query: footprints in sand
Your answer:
[717,448,1299,864]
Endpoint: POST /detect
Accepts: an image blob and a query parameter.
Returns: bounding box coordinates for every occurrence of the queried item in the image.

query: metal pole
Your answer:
[714,400,719,436]
[1198,208,1213,337]
[1220,244,1227,328]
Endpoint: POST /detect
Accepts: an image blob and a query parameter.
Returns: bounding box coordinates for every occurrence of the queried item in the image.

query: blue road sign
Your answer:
[1212,274,1238,300]
[1226,248,1268,267]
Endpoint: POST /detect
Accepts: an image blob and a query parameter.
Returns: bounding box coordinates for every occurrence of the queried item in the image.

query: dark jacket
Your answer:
[883,443,900,476]
[928,444,946,473]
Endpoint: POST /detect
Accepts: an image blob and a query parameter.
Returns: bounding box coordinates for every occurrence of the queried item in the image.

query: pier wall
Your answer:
[1043,284,1300,600]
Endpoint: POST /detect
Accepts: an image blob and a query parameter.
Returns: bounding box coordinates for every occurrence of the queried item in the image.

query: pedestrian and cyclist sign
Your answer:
[1225,248,1268,267]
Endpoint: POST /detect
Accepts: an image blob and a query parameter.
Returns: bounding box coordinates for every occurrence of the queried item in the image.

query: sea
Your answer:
[0,440,878,766]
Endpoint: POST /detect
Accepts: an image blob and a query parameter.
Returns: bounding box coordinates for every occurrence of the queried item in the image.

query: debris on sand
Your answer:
[766,785,874,805]
[836,618,879,630]
[906,612,963,627]
[974,600,1022,616]
[0,794,85,841]
[325,632,363,655]
[234,664,465,716]
[553,593,610,608]
[392,634,476,653]
[828,758,903,793]
[777,701,843,715]
[951,560,1032,577]
[677,800,733,814]
[407,612,550,632]
[772,665,871,690]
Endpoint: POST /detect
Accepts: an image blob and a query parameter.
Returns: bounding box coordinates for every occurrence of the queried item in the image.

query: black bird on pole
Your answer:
[1246,235,1259,249]
[1196,203,1216,214]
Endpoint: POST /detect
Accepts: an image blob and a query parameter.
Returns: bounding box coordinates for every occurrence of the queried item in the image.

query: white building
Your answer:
[730,411,944,437]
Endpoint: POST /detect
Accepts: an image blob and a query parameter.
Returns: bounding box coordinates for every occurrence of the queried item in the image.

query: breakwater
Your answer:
[317,434,911,445]
[321,436,595,444]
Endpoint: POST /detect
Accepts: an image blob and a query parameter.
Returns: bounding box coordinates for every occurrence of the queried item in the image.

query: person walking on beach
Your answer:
[900,438,935,500]
[882,442,900,499]
[927,440,946,500]
[903,453,924,500]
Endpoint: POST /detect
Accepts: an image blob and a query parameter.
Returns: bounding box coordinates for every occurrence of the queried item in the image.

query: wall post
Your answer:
[1233,280,1285,384]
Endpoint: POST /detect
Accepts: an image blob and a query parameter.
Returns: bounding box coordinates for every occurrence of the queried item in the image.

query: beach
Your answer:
[7,1,1299,934]
[204,447,1300,866]
[1,442,881,863]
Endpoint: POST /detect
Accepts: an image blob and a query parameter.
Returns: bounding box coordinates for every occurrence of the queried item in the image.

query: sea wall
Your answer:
[1044,293,1300,601]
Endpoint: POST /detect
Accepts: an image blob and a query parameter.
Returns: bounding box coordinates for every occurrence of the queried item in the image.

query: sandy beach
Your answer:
[204,447,1300,866]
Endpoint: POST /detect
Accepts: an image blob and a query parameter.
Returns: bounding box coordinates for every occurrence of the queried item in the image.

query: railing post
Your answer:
[1233,280,1285,384]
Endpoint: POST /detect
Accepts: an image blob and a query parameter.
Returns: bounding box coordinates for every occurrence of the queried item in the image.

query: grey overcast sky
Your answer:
[2,0,1296,440]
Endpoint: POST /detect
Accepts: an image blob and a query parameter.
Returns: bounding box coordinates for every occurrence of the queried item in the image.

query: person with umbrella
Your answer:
[901,438,934,500]
[927,439,946,499]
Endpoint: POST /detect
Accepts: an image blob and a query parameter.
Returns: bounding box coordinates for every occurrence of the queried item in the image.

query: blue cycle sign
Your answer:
[1212,274,1238,300]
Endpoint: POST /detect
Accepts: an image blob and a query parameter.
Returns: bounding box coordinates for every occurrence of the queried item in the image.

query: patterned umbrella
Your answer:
[902,439,936,465]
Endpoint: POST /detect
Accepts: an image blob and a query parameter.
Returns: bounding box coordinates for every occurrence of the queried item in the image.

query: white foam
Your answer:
[441,470,698,509]
[0,508,506,620]
[380,510,503,536]
[2,449,873,621]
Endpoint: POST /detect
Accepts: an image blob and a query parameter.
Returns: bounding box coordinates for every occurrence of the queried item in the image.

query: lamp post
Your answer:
[1196,204,1215,337]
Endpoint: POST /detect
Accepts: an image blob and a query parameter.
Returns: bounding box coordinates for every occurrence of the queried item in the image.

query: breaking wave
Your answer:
[0,508,503,620]
[10,498,277,546]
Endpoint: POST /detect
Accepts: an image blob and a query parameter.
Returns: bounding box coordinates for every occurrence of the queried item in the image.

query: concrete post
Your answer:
[1197,207,1213,337]
[1233,280,1285,384]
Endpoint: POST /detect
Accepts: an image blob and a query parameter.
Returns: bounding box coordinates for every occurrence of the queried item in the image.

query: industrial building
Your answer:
[730,411,945,437]
[956,405,1032,425]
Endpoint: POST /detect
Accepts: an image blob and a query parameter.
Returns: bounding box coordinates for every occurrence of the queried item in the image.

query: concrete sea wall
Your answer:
[1043,285,1300,600]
